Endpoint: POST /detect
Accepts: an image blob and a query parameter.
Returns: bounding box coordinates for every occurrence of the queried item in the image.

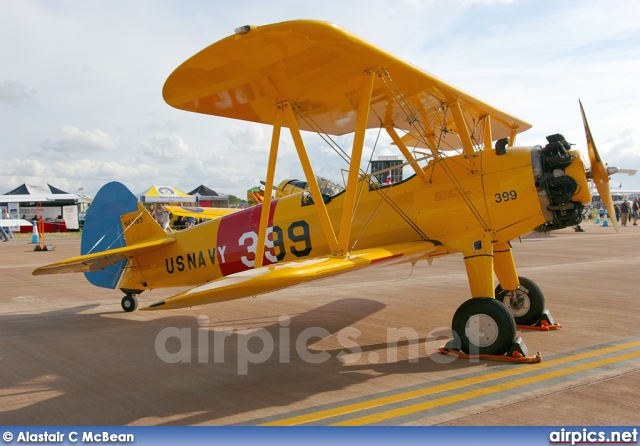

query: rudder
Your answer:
[81,182,140,289]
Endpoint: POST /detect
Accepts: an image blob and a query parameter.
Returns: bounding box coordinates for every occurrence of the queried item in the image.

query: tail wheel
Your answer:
[495,276,545,326]
[121,294,138,312]
[452,297,516,356]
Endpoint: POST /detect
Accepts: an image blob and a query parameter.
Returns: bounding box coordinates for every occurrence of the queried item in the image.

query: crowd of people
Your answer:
[148,205,196,233]
[615,197,640,227]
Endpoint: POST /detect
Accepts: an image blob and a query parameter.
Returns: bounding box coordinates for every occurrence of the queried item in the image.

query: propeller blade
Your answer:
[579,99,618,233]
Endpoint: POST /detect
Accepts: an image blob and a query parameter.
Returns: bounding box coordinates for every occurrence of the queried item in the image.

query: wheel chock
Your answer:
[438,335,542,364]
[33,244,56,252]
[443,338,461,351]
[437,345,542,364]
[538,310,555,326]
[516,310,562,331]
[535,310,562,330]
[507,336,529,357]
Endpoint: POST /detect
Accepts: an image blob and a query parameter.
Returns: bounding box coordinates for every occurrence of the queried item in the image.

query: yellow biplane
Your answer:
[34,20,617,357]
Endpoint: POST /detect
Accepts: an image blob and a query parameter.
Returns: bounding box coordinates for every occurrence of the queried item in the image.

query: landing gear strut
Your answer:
[451,297,516,356]
[121,294,138,312]
[495,276,545,326]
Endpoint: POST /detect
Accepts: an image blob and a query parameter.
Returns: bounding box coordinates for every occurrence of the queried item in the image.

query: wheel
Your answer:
[495,276,545,326]
[452,297,516,356]
[121,294,138,312]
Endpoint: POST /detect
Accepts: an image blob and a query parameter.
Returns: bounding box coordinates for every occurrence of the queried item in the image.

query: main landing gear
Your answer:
[447,276,553,359]
[446,238,551,361]
[495,276,545,326]
[451,297,517,356]
[121,294,138,312]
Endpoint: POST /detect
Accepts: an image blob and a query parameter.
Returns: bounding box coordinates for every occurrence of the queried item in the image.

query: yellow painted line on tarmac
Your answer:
[4,279,87,287]
[260,339,640,426]
[334,349,640,426]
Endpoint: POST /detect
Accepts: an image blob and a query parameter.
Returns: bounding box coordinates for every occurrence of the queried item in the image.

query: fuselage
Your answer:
[119,143,590,293]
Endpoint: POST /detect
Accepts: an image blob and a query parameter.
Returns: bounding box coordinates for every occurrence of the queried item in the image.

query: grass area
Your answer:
[12,231,81,239]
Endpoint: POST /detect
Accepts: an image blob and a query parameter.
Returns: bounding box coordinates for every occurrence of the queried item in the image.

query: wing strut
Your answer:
[255,105,283,268]
[337,70,375,256]
[509,126,517,147]
[385,125,428,183]
[482,115,493,150]
[449,101,477,163]
[283,101,339,254]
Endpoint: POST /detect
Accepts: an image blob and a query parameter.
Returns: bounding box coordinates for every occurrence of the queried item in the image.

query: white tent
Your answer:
[1,184,84,230]
[1,183,82,203]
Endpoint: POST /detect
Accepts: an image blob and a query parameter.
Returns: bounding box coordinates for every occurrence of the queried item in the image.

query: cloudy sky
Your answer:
[1,0,639,199]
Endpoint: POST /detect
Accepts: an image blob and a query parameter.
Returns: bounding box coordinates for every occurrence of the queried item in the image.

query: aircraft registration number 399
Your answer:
[238,221,312,268]
[217,204,314,276]
[495,190,518,203]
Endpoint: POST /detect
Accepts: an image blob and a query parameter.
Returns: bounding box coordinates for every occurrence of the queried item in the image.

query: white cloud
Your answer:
[0,79,38,107]
[404,0,515,9]
[603,127,640,160]
[2,0,640,198]
[40,125,120,154]
[140,133,195,159]
[223,124,270,155]
[0,156,160,196]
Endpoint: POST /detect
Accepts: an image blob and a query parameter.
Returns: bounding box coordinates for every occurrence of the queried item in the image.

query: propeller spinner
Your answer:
[579,99,619,233]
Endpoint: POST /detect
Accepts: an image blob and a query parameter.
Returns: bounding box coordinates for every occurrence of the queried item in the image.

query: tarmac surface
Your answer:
[1,220,639,426]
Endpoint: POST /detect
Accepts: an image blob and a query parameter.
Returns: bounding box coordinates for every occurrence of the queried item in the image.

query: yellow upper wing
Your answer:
[142,241,437,310]
[163,20,531,150]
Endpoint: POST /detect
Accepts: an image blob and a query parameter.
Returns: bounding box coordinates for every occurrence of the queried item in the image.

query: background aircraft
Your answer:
[33,20,616,358]
[588,168,637,207]
[0,219,33,228]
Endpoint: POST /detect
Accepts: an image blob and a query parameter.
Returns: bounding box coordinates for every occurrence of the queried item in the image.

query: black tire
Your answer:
[452,297,516,356]
[121,294,138,312]
[495,276,545,326]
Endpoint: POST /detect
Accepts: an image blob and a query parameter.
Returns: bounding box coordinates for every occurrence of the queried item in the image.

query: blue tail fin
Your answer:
[81,182,139,289]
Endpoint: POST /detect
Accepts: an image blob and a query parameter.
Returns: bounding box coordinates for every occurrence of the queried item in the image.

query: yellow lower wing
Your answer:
[142,241,437,310]
[32,238,175,275]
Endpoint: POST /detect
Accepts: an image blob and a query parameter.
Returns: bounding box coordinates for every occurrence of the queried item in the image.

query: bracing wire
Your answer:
[378,69,490,231]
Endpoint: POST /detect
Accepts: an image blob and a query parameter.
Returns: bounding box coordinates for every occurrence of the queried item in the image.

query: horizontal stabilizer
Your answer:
[142,241,437,310]
[33,237,175,276]
[163,206,238,220]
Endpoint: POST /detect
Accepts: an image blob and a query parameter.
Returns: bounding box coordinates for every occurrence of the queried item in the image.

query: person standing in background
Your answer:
[1,209,14,240]
[620,200,630,226]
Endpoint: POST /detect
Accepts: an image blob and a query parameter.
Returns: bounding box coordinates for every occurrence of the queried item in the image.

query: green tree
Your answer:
[227,194,247,207]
